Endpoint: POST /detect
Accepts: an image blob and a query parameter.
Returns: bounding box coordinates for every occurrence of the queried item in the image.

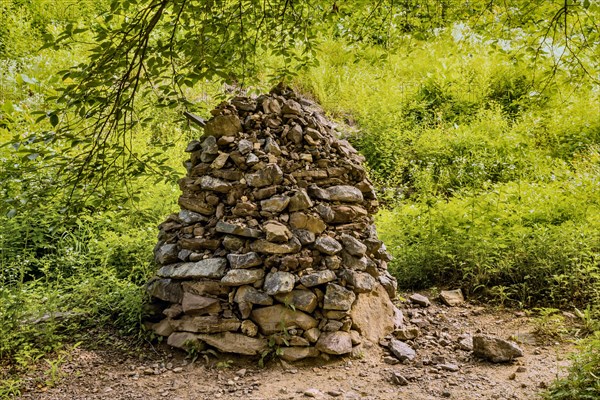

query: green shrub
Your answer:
[545,333,600,400]
[377,179,600,308]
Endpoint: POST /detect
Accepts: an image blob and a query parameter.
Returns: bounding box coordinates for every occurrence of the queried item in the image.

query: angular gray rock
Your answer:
[178,209,207,224]
[201,135,219,154]
[325,185,364,203]
[157,259,227,279]
[316,331,353,355]
[263,271,295,295]
[146,278,183,303]
[155,243,179,264]
[199,176,231,193]
[472,335,523,362]
[339,234,367,256]
[246,163,283,188]
[234,285,273,305]
[314,236,343,255]
[323,283,356,311]
[388,338,416,361]
[215,221,262,238]
[299,270,337,287]
[227,252,262,269]
[409,293,431,307]
[340,251,368,271]
[221,269,265,286]
[181,292,221,315]
[293,229,316,245]
[340,270,376,293]
[238,139,253,154]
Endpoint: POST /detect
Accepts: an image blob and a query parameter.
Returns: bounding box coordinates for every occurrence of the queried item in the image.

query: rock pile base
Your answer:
[146,85,402,361]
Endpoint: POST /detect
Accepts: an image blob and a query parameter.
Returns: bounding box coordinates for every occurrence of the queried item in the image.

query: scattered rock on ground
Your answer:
[473,334,524,362]
[439,289,465,306]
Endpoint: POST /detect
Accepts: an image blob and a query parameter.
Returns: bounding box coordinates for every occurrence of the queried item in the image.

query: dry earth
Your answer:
[14,293,574,400]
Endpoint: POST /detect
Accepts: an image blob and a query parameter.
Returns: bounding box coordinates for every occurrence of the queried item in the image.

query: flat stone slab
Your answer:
[250,304,318,335]
[216,221,262,238]
[250,238,301,254]
[227,252,263,269]
[299,270,337,287]
[221,269,265,286]
[169,315,241,334]
[197,332,267,355]
[157,259,227,279]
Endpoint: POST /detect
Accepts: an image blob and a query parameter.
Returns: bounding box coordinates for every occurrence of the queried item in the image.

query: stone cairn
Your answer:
[146,85,402,362]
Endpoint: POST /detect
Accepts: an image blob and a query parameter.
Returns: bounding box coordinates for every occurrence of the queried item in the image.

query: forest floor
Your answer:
[13,292,576,400]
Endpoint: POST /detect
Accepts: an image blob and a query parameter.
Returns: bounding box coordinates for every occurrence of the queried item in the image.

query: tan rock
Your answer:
[440,289,465,306]
[182,280,230,296]
[234,285,273,305]
[303,327,321,343]
[167,332,204,350]
[263,221,293,243]
[330,205,368,223]
[250,304,318,335]
[197,332,267,355]
[178,196,215,215]
[350,283,395,343]
[288,189,313,212]
[169,315,241,333]
[179,237,221,251]
[221,269,265,286]
[274,290,318,313]
[204,114,242,137]
[250,238,301,254]
[260,195,290,213]
[316,331,353,355]
[279,346,320,361]
[210,152,229,169]
[163,304,183,319]
[241,320,259,337]
[289,212,327,234]
[151,319,173,337]
[181,292,221,315]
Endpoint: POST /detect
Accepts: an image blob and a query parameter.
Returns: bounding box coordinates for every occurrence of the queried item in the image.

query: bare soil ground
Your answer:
[14,294,574,400]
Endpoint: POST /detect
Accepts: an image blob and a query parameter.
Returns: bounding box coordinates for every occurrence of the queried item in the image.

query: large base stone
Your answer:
[350,283,399,343]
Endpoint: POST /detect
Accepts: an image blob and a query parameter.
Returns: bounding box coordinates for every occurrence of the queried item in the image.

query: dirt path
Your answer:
[16,295,574,400]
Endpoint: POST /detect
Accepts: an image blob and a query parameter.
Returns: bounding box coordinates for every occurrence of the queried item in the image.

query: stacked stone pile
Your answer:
[146,85,402,361]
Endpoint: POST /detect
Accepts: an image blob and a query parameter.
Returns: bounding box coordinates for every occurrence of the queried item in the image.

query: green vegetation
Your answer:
[1,0,599,397]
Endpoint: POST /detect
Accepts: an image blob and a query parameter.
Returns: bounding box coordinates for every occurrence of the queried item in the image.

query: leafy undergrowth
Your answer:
[545,333,600,400]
